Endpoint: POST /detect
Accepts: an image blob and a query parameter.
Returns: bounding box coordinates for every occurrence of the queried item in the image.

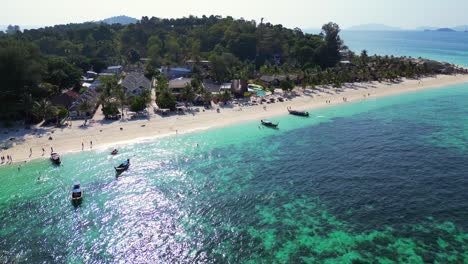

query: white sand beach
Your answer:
[1,74,468,166]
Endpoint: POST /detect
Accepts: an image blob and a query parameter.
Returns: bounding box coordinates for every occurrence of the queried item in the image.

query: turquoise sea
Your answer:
[1,33,468,263]
[341,31,468,67]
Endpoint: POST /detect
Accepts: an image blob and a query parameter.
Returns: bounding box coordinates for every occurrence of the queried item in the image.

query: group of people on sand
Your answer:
[81,141,93,150]
[1,155,12,164]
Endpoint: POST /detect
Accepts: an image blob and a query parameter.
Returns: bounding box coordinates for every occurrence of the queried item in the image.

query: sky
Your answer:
[1,0,468,29]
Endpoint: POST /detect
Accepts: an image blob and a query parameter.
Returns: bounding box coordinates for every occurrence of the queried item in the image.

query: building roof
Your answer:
[69,87,100,112]
[121,73,151,92]
[202,80,222,93]
[50,90,80,109]
[169,77,192,89]
[89,79,102,90]
[108,65,123,70]
[220,83,232,89]
[259,74,298,82]
[98,73,115,77]
[169,67,191,73]
[186,60,210,64]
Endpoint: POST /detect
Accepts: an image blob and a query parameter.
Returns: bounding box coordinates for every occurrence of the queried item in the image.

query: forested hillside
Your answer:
[2,16,344,73]
[0,15,462,124]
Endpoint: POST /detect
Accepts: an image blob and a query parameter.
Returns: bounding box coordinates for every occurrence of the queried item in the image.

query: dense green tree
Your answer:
[78,100,93,115]
[129,96,148,112]
[0,39,44,121]
[102,102,120,118]
[201,89,213,105]
[316,22,344,68]
[181,84,196,106]
[126,49,141,64]
[32,99,57,121]
[219,90,232,104]
[156,88,176,110]
[6,25,20,34]
[43,57,82,89]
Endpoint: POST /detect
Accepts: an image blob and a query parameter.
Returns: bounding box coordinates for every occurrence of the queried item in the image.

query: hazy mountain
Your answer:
[100,16,138,25]
[417,25,468,32]
[436,28,456,32]
[346,23,403,31]
[453,25,468,31]
[422,27,457,32]
[415,26,438,31]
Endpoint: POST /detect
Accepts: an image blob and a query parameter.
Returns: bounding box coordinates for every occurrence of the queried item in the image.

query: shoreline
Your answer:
[1,74,468,167]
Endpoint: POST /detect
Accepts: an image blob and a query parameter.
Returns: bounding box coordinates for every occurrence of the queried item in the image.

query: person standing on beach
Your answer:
[90,141,93,149]
[42,148,45,156]
[82,142,84,151]
[50,147,53,154]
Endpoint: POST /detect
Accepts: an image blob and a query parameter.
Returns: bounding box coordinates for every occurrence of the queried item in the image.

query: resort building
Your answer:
[68,87,100,119]
[231,79,248,97]
[168,77,192,98]
[161,66,192,79]
[201,80,248,96]
[202,80,222,95]
[50,90,80,109]
[259,74,298,87]
[81,71,97,83]
[104,65,123,75]
[120,73,151,96]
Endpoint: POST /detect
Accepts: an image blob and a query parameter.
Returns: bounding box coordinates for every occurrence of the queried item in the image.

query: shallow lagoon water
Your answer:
[1,83,468,262]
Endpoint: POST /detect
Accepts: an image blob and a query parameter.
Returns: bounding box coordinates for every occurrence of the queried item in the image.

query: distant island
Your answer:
[424,28,456,32]
[345,23,403,31]
[344,23,468,32]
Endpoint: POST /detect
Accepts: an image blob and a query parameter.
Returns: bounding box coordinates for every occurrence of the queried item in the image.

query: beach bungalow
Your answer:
[105,65,123,75]
[220,83,232,93]
[68,80,101,119]
[81,71,98,83]
[231,79,248,97]
[168,77,192,98]
[50,90,80,109]
[202,80,222,95]
[185,60,210,67]
[201,80,248,97]
[120,73,151,96]
[259,74,298,87]
[161,66,192,79]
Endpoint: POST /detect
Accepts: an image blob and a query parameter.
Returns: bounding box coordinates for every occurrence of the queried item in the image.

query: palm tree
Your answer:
[32,99,57,121]
[220,90,232,104]
[201,89,212,106]
[181,84,195,107]
[115,86,127,119]
[17,93,34,122]
[78,100,92,117]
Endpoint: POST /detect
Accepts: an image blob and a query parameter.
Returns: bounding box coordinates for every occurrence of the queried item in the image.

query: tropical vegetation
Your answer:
[0,16,465,124]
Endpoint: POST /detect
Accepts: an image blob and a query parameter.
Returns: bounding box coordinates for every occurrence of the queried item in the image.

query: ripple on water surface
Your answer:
[1,84,468,262]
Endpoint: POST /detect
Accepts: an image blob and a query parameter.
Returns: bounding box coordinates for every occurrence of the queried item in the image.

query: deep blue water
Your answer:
[1,84,468,262]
